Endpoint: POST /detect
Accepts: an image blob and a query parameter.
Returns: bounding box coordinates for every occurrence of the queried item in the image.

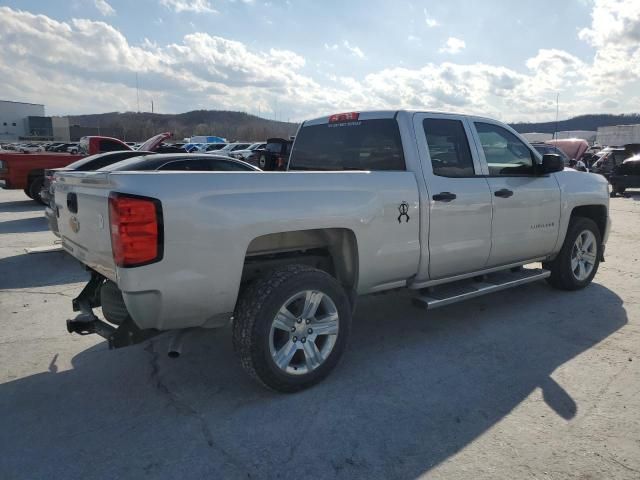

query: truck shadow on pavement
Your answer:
[0,250,87,289]
[0,282,627,479]
[0,216,49,234]
[0,199,43,213]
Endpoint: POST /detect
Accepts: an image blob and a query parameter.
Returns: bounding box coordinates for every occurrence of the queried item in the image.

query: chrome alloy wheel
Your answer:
[268,290,339,375]
[571,230,597,281]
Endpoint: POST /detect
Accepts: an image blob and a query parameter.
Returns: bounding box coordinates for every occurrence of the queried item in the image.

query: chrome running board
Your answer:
[412,268,551,310]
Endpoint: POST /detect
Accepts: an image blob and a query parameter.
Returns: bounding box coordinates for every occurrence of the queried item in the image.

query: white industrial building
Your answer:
[555,130,597,142]
[521,130,597,144]
[596,124,640,146]
[0,100,46,141]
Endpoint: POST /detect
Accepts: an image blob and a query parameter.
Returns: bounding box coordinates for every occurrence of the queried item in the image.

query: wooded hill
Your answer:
[67,110,299,142]
[65,110,640,141]
[510,114,640,134]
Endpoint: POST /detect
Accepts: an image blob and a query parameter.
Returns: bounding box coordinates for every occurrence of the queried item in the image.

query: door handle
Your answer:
[494,189,514,198]
[432,192,457,202]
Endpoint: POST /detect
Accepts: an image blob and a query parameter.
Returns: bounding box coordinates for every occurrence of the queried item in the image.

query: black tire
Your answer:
[27,177,46,205]
[23,187,34,200]
[543,217,601,291]
[233,264,351,393]
[614,186,626,195]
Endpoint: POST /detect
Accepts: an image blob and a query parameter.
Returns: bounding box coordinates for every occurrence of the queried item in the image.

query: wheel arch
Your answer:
[570,204,607,239]
[27,168,45,182]
[241,228,359,300]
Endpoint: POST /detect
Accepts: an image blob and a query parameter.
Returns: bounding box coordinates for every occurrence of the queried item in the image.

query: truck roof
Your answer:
[302,110,496,126]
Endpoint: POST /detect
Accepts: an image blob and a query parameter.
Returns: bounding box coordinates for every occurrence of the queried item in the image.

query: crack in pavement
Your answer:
[607,454,640,475]
[0,289,74,297]
[143,340,248,473]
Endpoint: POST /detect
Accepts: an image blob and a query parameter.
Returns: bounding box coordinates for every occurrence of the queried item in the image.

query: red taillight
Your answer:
[108,193,162,267]
[328,112,359,123]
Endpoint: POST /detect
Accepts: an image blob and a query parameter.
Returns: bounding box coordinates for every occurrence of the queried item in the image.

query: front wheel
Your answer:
[233,265,351,392]
[543,217,601,290]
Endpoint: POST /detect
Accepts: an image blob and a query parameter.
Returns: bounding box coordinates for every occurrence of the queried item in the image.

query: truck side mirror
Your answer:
[541,154,564,174]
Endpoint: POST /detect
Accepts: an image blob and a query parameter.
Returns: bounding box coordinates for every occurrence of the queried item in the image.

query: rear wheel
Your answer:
[27,177,46,205]
[544,217,601,290]
[233,265,351,392]
[23,187,34,200]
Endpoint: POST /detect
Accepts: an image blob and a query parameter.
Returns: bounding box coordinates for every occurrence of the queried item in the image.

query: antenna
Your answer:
[554,92,559,140]
[136,72,140,113]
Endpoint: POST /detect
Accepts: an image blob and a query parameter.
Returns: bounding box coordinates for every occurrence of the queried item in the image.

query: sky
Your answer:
[0,0,639,123]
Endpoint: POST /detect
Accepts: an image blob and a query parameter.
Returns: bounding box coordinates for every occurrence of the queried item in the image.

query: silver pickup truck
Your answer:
[54,110,610,392]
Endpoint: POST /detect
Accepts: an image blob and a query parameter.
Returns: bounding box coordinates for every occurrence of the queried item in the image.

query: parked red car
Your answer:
[0,132,171,203]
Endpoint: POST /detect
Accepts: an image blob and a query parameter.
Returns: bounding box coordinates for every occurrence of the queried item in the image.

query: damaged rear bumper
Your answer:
[67,270,161,349]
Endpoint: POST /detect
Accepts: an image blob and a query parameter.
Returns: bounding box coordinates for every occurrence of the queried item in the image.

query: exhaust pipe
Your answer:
[167,329,190,358]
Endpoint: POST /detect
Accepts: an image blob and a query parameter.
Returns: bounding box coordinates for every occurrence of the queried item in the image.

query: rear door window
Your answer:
[289,119,405,171]
[423,119,475,177]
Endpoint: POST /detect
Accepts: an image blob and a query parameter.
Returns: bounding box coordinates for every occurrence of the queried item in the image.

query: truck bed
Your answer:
[55,170,420,330]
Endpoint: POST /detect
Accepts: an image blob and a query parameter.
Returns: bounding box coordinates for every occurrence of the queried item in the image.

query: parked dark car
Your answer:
[45,143,65,152]
[229,142,267,161]
[609,155,640,196]
[153,142,187,153]
[49,143,77,153]
[43,150,155,236]
[251,138,293,170]
[591,148,631,177]
[202,143,228,152]
[99,153,261,172]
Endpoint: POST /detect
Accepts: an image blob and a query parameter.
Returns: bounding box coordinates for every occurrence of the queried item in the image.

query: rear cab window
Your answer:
[289,115,405,171]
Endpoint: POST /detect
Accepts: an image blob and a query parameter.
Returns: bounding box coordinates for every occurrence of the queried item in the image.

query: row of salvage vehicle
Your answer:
[0,133,292,204]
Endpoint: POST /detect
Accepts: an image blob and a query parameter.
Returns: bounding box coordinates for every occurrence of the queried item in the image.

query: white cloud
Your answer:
[578,0,640,92]
[439,37,465,54]
[159,0,218,14]
[343,41,365,59]
[324,41,365,59]
[423,9,439,27]
[94,0,115,16]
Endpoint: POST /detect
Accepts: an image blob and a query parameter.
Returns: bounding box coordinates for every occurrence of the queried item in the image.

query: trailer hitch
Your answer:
[67,270,161,349]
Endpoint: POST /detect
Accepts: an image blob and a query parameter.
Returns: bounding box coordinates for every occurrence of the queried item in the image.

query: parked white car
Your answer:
[55,110,610,392]
[19,143,44,153]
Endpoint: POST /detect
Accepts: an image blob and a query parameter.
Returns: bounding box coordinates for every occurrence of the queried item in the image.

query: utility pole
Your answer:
[136,72,140,113]
[554,92,559,140]
[151,100,154,113]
